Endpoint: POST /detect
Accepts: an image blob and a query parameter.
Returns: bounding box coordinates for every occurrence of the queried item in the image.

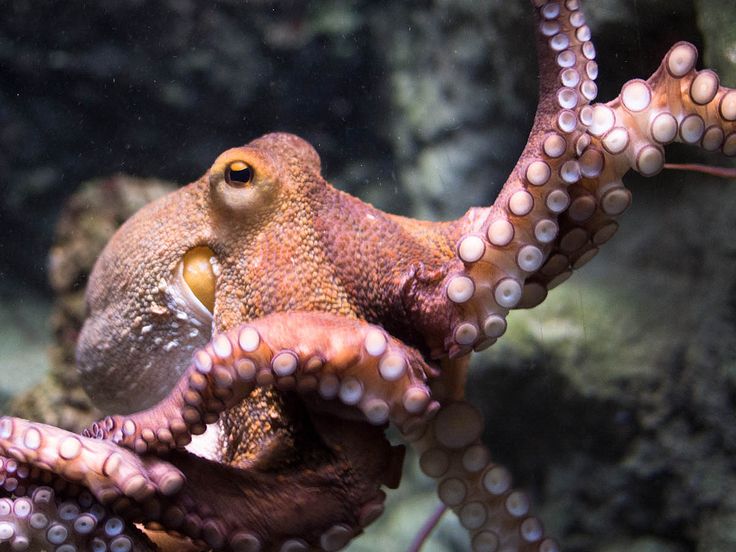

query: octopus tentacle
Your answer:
[524,40,736,293]
[85,311,438,454]
[441,0,735,356]
[0,418,400,551]
[0,418,184,504]
[0,455,155,551]
[600,41,735,175]
[440,0,599,356]
[405,401,557,552]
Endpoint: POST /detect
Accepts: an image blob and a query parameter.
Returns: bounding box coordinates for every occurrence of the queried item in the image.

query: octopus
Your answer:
[0,0,734,550]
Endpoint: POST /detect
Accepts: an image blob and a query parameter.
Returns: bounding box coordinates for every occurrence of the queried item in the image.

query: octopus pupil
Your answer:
[227,165,253,187]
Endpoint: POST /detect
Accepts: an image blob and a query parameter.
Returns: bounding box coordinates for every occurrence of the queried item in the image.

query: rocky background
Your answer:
[1,0,735,551]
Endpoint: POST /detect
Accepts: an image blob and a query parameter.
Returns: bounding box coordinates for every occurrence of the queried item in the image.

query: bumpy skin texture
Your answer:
[0,1,734,551]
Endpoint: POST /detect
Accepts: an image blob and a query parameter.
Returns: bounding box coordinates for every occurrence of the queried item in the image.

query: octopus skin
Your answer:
[0,0,734,550]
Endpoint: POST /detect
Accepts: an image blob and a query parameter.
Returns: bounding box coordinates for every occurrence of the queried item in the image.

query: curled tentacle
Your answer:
[85,311,438,454]
[0,455,155,551]
[0,415,401,552]
[405,401,558,552]
[75,311,433,549]
[524,40,736,293]
[0,418,185,505]
[600,41,735,175]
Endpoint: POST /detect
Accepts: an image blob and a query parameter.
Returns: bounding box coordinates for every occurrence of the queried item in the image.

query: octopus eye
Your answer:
[225,161,254,187]
[182,246,216,313]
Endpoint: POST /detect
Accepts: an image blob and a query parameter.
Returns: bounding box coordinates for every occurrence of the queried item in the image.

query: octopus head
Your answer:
[76,132,322,413]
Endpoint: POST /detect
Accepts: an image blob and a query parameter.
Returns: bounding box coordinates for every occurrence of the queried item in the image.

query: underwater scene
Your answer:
[1,0,735,550]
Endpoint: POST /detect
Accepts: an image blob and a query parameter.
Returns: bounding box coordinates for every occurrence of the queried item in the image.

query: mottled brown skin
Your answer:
[0,1,734,551]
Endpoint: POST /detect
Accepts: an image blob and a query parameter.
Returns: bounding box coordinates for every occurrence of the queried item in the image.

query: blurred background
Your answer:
[1,0,735,550]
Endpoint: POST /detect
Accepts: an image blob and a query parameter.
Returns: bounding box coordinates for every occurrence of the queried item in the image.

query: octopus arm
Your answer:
[72,310,439,550]
[0,417,185,504]
[438,1,734,357]
[0,453,156,551]
[438,0,602,356]
[84,311,438,455]
[139,414,400,551]
[0,413,398,551]
[406,399,558,552]
[522,41,736,296]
